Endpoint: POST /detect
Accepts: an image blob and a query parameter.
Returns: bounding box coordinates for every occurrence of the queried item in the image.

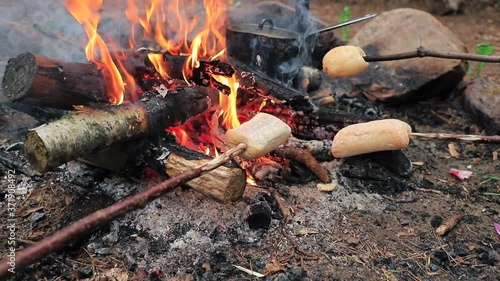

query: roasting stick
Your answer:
[331,119,500,158]
[0,113,291,279]
[409,132,500,144]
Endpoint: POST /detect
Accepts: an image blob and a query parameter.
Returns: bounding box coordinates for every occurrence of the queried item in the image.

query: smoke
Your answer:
[0,0,85,62]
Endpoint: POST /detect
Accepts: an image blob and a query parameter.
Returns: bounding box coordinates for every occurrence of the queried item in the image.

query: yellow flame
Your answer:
[65,0,125,104]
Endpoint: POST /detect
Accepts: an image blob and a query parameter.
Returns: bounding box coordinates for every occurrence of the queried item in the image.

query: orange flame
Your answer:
[212,74,241,130]
[147,53,170,79]
[64,0,125,104]
[126,0,240,130]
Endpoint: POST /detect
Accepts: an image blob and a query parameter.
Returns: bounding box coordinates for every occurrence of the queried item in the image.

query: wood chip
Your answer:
[436,214,463,236]
[448,143,460,158]
[317,182,337,192]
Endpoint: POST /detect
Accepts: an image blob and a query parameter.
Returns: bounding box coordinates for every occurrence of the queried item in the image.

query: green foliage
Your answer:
[474,43,494,77]
[340,6,351,41]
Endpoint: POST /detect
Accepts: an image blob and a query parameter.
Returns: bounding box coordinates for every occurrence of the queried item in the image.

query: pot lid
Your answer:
[227,19,299,39]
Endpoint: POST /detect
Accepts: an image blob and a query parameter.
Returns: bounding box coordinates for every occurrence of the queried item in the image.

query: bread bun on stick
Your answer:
[225,113,291,160]
[322,46,369,77]
[332,119,412,158]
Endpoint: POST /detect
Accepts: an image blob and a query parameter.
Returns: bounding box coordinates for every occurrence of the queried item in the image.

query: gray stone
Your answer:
[329,8,468,104]
[462,78,500,134]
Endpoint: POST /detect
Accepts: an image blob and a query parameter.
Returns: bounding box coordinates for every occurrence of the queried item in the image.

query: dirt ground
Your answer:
[0,1,499,281]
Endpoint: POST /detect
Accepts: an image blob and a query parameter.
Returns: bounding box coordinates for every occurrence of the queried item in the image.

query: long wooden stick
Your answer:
[0,143,247,279]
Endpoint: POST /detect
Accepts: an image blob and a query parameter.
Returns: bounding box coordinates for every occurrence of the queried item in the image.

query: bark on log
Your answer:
[24,86,217,173]
[162,143,246,203]
[2,53,109,109]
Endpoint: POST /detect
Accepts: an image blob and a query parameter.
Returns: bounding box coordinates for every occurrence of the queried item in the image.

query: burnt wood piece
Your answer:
[24,86,217,173]
[2,53,109,109]
[163,142,246,203]
[229,57,315,113]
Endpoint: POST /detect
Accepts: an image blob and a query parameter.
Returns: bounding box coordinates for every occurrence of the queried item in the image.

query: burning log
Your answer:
[163,143,246,203]
[228,57,315,113]
[24,86,218,173]
[2,51,314,115]
[2,53,109,109]
[152,52,316,113]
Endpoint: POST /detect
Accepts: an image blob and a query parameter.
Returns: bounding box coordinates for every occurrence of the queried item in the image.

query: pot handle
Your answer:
[258,19,274,30]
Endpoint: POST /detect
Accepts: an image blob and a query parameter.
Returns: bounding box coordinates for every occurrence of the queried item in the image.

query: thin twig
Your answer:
[364,46,500,63]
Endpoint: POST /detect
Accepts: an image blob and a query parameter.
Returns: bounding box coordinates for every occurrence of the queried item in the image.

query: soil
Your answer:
[0,1,499,281]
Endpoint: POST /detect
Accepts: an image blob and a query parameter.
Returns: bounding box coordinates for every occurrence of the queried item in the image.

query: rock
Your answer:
[461,78,500,134]
[328,8,468,104]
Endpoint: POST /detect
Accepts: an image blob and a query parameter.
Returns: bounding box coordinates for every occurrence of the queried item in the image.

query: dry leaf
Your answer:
[448,143,460,158]
[263,260,285,275]
[467,243,478,251]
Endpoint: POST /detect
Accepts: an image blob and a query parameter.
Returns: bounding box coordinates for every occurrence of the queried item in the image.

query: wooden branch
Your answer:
[163,143,246,203]
[0,143,248,279]
[364,46,500,63]
[24,86,217,173]
[2,53,109,109]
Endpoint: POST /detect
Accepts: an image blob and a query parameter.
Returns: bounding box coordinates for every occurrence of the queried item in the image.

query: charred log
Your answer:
[229,57,315,113]
[158,53,315,113]
[288,107,376,140]
[2,53,109,109]
[24,86,217,173]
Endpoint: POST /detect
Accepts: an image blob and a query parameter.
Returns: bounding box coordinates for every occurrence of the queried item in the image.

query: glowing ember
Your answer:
[64,0,125,105]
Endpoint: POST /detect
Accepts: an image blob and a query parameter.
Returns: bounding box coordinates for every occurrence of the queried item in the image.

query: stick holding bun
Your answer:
[332,119,412,158]
[322,46,369,77]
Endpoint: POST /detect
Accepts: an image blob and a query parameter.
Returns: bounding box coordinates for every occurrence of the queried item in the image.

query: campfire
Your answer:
[3,0,366,203]
[1,0,499,279]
